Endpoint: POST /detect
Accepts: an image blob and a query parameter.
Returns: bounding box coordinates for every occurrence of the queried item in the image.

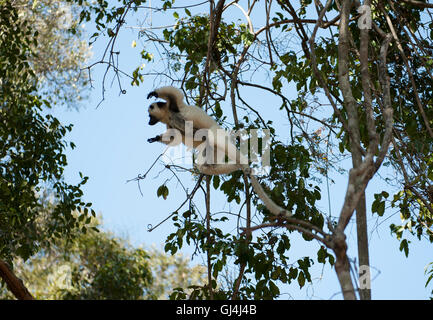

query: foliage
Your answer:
[146,246,207,300]
[0,217,206,300]
[14,0,92,108]
[0,2,92,267]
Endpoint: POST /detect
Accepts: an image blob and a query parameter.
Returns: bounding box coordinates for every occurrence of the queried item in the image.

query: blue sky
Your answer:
[52,1,432,299]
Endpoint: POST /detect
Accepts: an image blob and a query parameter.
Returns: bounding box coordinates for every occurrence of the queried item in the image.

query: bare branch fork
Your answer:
[81,0,135,108]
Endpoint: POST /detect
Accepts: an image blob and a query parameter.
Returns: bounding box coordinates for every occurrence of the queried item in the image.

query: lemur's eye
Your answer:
[149,105,154,110]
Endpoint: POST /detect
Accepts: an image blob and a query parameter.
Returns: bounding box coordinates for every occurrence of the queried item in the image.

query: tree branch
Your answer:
[0,260,34,300]
[241,221,330,246]
[205,175,214,299]
[380,5,433,138]
[399,0,433,9]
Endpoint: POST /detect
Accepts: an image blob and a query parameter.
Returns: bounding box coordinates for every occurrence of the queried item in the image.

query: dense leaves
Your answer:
[15,0,92,108]
[0,3,92,265]
[0,217,206,299]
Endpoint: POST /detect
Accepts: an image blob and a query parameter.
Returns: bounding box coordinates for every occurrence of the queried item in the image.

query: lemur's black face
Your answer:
[148,102,167,125]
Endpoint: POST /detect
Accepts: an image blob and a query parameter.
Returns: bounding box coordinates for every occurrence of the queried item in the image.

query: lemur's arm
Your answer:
[147,135,161,143]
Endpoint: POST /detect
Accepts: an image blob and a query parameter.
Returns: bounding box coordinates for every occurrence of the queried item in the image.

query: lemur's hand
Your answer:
[147,136,161,143]
[147,91,158,99]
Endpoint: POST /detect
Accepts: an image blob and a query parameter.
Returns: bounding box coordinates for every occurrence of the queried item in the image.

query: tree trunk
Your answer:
[332,233,357,300]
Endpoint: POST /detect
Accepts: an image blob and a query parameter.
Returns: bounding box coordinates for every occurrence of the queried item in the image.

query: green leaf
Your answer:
[107,28,115,37]
[317,246,326,263]
[269,280,280,296]
[298,272,306,288]
[213,175,220,189]
[372,192,388,216]
[399,239,410,257]
[157,185,169,200]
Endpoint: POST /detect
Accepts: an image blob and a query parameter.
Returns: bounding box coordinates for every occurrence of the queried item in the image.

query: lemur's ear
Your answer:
[147,91,158,99]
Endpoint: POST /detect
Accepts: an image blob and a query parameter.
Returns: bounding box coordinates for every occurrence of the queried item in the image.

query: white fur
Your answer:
[147,86,246,175]
[155,86,220,130]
